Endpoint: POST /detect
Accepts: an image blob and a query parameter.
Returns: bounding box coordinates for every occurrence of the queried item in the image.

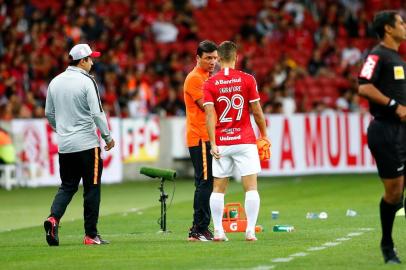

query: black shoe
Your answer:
[187,226,211,241]
[44,217,59,246]
[381,245,401,264]
[188,226,200,241]
[188,226,195,238]
[200,228,214,241]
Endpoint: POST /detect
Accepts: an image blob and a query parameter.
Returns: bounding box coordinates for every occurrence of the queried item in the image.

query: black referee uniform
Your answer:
[359,45,406,179]
[358,42,406,263]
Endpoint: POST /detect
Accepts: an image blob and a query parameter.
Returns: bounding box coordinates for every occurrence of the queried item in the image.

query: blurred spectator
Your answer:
[270,63,287,88]
[0,128,16,164]
[283,0,305,25]
[281,91,296,115]
[341,40,362,68]
[339,0,361,18]
[0,0,403,118]
[256,3,277,39]
[151,13,179,43]
[308,49,325,76]
[156,87,185,116]
[312,100,326,114]
[189,0,208,9]
[240,16,259,40]
[272,101,283,114]
[128,89,148,118]
[336,90,352,112]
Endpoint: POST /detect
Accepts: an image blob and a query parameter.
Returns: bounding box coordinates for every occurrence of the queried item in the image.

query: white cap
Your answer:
[69,44,101,60]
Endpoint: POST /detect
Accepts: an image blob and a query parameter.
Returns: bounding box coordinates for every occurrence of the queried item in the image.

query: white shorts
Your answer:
[212,144,261,178]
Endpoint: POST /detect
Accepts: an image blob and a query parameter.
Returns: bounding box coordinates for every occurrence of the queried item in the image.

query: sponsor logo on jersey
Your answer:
[359,55,379,80]
[221,128,241,134]
[219,135,241,141]
[215,77,241,85]
[394,66,405,80]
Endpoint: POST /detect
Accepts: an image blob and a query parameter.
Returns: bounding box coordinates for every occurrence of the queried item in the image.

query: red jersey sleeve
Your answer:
[247,74,260,102]
[203,80,215,106]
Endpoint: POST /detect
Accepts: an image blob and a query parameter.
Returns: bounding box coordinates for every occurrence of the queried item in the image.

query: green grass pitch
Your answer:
[0,174,405,270]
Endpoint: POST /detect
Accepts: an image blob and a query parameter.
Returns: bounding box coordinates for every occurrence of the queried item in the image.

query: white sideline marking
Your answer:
[215,228,376,270]
[250,266,275,270]
[323,242,340,247]
[336,237,351,241]
[290,252,308,257]
[307,246,326,251]
[272,257,294,263]
[347,232,363,237]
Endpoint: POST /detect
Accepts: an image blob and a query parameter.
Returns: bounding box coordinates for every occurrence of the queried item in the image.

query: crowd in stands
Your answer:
[0,0,406,120]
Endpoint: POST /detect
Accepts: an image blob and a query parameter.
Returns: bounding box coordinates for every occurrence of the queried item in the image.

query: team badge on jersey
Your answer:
[394,66,405,80]
[359,55,379,80]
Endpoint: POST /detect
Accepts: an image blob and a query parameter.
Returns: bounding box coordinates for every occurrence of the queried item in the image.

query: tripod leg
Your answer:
[163,197,166,231]
[159,178,170,232]
[160,180,164,231]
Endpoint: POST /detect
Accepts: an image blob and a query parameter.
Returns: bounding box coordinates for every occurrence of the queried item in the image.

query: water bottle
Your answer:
[318,212,328,219]
[346,209,357,217]
[271,211,279,220]
[273,225,295,232]
[306,212,328,219]
[306,212,318,219]
[229,208,238,219]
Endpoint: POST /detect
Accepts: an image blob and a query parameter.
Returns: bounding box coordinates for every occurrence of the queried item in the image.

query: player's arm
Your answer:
[358,54,406,120]
[203,81,220,159]
[204,103,220,159]
[86,79,115,151]
[250,101,268,138]
[195,98,204,111]
[204,104,216,143]
[358,84,391,106]
[247,75,268,138]
[358,84,406,120]
[45,86,56,131]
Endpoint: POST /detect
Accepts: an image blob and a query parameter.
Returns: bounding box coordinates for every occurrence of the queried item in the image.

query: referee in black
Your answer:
[43,44,115,246]
[358,11,406,264]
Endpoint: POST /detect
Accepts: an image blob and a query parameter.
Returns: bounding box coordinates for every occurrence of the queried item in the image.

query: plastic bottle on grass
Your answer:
[273,225,295,232]
[306,212,318,219]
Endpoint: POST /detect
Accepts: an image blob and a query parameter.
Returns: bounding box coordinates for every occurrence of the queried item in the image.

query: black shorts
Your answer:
[367,119,406,179]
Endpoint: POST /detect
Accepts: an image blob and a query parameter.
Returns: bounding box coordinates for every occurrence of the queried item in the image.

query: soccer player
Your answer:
[203,41,269,241]
[184,40,218,241]
[358,11,406,264]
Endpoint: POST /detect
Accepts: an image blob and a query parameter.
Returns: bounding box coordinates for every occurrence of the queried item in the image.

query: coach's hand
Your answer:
[104,139,115,151]
[210,144,221,160]
[396,104,406,122]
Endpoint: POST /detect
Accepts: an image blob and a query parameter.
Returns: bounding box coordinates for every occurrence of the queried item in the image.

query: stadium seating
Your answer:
[0,0,405,118]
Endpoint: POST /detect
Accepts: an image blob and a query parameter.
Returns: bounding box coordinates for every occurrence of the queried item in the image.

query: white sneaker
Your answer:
[213,230,228,242]
[245,230,257,241]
